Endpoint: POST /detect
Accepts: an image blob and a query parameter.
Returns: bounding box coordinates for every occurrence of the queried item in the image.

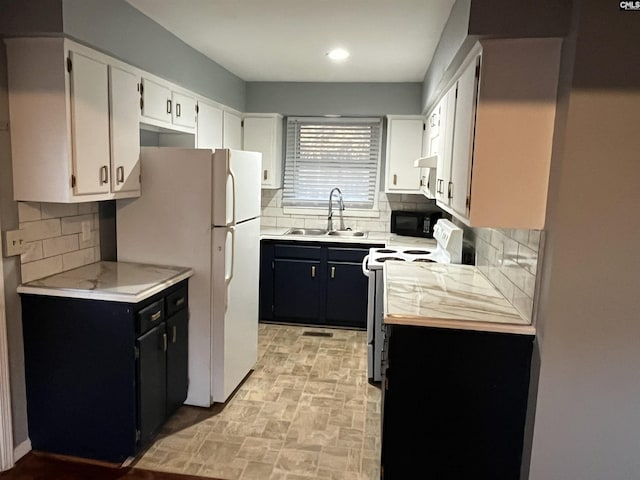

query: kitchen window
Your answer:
[283,117,382,210]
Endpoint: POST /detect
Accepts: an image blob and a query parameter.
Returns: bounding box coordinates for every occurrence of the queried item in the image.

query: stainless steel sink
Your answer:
[284,228,329,236]
[327,230,366,237]
[283,228,367,238]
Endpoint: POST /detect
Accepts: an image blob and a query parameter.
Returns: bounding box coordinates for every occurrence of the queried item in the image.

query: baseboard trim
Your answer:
[13,439,31,462]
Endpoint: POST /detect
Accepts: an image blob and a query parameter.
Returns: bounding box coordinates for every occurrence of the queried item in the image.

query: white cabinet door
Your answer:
[435,89,456,206]
[223,111,242,149]
[243,114,283,189]
[141,77,172,124]
[449,57,480,218]
[385,116,424,193]
[109,65,141,194]
[196,100,223,149]
[172,91,197,128]
[69,51,111,196]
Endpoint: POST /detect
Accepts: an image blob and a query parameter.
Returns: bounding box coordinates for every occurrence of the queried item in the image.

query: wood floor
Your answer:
[0,453,223,480]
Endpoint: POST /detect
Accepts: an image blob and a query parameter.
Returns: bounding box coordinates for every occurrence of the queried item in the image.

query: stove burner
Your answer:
[413,258,436,263]
[377,256,405,262]
[403,249,432,255]
[376,249,397,254]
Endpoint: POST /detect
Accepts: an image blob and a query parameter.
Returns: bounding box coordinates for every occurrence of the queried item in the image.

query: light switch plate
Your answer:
[2,229,27,257]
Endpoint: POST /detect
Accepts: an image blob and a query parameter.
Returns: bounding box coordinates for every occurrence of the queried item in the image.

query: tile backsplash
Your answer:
[466,225,542,323]
[261,190,436,232]
[18,202,101,283]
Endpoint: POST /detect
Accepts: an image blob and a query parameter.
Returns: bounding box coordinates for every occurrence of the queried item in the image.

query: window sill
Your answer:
[282,207,381,218]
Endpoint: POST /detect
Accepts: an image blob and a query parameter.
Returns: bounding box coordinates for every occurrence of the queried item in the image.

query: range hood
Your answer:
[413,155,438,168]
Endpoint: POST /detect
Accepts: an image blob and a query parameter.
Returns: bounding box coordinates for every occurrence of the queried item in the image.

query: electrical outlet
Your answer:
[2,229,27,257]
[81,220,91,242]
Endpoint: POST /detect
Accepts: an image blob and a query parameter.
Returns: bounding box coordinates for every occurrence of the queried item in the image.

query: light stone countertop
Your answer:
[384,262,535,335]
[17,261,193,303]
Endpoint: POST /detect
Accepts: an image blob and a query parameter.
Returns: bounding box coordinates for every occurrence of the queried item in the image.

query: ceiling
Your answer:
[125,0,456,83]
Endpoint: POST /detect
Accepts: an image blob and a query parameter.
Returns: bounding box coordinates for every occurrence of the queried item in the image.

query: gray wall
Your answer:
[528,0,640,478]
[0,43,28,448]
[246,82,423,116]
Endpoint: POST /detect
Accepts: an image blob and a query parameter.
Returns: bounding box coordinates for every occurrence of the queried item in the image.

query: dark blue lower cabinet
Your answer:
[325,262,369,328]
[260,241,380,329]
[381,325,534,480]
[20,280,189,463]
[273,258,323,322]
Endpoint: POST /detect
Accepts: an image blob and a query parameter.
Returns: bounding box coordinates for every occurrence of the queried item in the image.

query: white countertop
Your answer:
[17,261,193,303]
[384,262,535,335]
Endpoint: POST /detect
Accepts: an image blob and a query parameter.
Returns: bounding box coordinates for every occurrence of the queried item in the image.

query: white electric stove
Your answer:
[362,219,463,382]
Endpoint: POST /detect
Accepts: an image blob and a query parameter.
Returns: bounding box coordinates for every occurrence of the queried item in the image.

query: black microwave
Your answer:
[390,210,443,238]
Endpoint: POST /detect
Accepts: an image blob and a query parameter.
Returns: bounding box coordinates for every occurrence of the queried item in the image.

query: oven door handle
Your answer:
[361,254,371,277]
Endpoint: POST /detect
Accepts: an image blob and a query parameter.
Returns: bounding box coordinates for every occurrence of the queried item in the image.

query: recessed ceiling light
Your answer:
[327,48,350,62]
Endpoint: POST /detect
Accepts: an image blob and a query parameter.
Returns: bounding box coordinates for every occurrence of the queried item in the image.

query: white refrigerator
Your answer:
[116,147,261,405]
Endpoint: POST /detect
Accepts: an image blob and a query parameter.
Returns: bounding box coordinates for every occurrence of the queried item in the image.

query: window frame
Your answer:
[282,116,383,216]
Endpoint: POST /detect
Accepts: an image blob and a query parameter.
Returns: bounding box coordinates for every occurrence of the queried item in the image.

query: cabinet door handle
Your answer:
[448,181,453,199]
[116,166,124,184]
[176,103,181,117]
[100,166,108,184]
[331,266,336,279]
[163,332,168,352]
[150,311,162,321]
[263,170,268,181]
[166,99,172,114]
[172,325,177,343]
[393,174,397,185]
[175,297,185,307]
[311,265,316,278]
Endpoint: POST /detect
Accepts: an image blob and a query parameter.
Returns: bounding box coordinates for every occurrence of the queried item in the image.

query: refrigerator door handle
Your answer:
[224,226,236,311]
[228,165,237,226]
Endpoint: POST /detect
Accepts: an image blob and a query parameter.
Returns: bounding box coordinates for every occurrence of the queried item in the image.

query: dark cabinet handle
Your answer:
[166,99,172,114]
[100,166,108,184]
[162,332,168,352]
[175,297,185,307]
[263,170,268,181]
[448,181,453,199]
[172,325,177,343]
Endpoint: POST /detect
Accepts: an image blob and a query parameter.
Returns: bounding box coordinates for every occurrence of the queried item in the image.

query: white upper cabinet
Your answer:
[140,75,196,132]
[223,111,242,149]
[5,38,140,202]
[172,91,197,129]
[242,114,283,189]
[385,115,425,193]
[196,99,223,149]
[68,51,111,196]
[109,65,141,194]
[433,39,562,229]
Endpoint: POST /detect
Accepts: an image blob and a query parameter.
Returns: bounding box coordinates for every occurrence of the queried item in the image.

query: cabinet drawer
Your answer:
[166,285,188,317]
[274,244,322,260]
[138,299,165,334]
[327,247,368,263]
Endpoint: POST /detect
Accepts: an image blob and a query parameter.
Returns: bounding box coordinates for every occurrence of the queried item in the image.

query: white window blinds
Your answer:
[283,117,382,209]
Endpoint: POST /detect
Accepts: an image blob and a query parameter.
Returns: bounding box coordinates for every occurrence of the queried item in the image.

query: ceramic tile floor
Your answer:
[133,323,381,480]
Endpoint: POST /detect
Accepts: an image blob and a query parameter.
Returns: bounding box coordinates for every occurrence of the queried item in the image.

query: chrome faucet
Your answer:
[327,187,346,231]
